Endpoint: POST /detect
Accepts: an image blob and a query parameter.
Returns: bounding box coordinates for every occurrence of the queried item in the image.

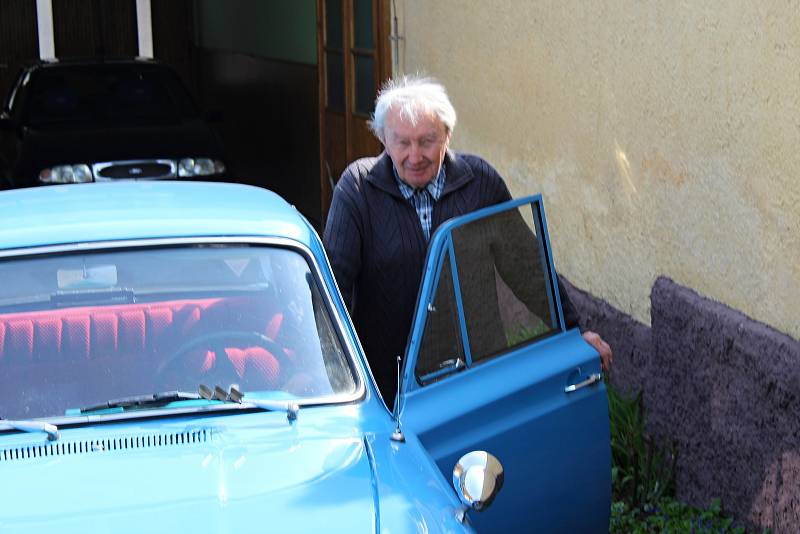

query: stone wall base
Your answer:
[561,275,800,533]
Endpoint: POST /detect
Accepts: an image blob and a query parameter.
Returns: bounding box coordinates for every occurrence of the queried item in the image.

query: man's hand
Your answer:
[582,330,613,373]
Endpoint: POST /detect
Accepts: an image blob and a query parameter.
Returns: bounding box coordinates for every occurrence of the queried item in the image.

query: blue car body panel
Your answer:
[399,196,612,532]
[0,183,608,532]
[0,404,466,533]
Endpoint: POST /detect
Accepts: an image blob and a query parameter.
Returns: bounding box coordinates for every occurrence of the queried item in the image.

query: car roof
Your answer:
[0,181,314,251]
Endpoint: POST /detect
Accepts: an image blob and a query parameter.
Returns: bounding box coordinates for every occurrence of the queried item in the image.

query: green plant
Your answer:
[610,496,752,533]
[606,382,768,533]
[607,382,677,509]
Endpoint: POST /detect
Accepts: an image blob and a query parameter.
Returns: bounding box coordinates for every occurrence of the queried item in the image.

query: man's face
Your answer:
[383,107,451,189]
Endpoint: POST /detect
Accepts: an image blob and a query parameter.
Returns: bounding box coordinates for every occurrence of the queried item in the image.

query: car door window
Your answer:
[414,199,561,384]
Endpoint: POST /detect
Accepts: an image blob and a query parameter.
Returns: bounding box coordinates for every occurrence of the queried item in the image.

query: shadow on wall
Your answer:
[562,275,800,533]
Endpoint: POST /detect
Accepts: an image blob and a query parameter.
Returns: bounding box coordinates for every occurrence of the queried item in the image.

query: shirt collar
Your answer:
[393,164,446,201]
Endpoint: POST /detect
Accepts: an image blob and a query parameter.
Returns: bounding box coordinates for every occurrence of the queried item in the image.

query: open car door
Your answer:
[397,196,611,532]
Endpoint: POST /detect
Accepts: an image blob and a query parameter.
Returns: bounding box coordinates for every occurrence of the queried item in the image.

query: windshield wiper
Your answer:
[80,387,299,422]
[0,419,60,441]
[198,384,299,422]
[79,391,201,413]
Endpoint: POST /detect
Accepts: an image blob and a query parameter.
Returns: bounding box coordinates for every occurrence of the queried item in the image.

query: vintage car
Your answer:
[0,182,610,532]
[0,58,227,189]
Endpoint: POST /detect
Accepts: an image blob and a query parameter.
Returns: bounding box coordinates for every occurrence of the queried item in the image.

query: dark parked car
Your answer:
[0,58,226,189]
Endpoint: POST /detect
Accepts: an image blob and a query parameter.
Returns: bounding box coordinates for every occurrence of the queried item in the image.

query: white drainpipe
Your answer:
[136,0,153,58]
[35,0,55,60]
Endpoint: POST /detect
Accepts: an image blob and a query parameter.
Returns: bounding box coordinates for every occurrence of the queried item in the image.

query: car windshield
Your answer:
[24,64,200,126]
[0,244,357,420]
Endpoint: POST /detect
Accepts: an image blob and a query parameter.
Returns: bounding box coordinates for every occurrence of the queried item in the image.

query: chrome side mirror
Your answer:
[452,451,504,512]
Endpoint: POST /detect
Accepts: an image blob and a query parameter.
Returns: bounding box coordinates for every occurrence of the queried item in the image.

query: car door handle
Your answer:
[564,373,602,393]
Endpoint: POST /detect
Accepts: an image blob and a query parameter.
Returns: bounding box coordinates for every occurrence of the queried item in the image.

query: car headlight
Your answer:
[39,164,93,184]
[178,158,226,177]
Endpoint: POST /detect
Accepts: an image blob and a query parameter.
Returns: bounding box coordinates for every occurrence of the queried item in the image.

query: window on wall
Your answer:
[323,0,378,116]
[352,0,376,116]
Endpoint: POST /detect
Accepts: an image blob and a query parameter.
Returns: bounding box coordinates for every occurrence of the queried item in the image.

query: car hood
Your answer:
[19,119,223,166]
[0,411,467,534]
[0,420,376,533]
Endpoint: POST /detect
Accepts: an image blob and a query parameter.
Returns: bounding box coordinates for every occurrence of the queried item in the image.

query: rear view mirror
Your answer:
[57,264,118,290]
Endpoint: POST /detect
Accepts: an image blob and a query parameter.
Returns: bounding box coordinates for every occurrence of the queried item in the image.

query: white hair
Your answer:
[368,75,457,143]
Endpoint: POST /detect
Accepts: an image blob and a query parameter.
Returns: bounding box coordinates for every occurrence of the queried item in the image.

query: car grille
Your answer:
[93,159,177,180]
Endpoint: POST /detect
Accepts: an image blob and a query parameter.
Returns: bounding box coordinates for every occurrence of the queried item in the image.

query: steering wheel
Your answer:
[157,330,291,385]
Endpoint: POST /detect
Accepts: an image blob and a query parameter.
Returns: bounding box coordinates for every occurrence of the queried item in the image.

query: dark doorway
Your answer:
[193,1,323,227]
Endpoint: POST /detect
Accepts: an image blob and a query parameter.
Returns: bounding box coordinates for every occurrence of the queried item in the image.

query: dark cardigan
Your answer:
[323,150,577,401]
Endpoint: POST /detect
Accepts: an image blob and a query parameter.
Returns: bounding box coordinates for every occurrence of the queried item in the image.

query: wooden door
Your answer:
[317,0,391,223]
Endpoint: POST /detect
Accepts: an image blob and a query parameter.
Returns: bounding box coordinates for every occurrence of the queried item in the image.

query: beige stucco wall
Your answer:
[395,1,800,339]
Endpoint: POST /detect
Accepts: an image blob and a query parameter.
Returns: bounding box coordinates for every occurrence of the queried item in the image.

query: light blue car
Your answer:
[0,182,610,532]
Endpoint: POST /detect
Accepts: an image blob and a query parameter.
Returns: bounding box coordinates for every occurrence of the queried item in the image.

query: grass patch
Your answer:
[611,497,751,533]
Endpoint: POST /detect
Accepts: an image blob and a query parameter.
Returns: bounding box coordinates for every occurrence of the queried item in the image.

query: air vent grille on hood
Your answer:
[0,428,213,463]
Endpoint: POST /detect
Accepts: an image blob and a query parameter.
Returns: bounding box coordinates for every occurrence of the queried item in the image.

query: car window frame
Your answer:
[3,68,31,118]
[402,195,567,392]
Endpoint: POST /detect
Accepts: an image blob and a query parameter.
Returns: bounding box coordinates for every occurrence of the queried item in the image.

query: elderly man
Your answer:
[323,75,611,402]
